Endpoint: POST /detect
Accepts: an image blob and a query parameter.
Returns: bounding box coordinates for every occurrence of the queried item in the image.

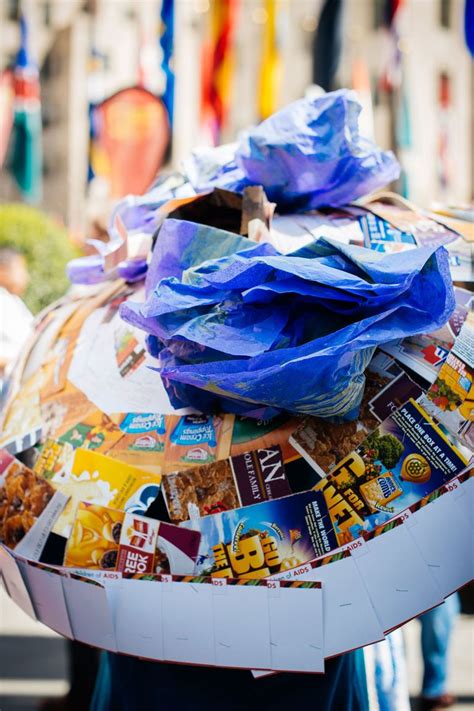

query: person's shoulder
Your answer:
[0,286,12,308]
[0,288,33,321]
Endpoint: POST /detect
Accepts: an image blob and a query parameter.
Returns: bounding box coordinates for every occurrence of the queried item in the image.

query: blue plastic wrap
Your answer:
[120,218,455,419]
[184,90,400,210]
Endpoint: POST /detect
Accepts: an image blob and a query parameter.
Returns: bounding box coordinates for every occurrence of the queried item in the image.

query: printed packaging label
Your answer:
[162,445,290,522]
[290,354,422,477]
[163,414,234,472]
[423,314,474,448]
[186,399,469,576]
[382,287,472,383]
[0,451,67,559]
[40,447,161,537]
[64,502,200,576]
[315,399,469,546]
[64,502,159,573]
[183,489,338,579]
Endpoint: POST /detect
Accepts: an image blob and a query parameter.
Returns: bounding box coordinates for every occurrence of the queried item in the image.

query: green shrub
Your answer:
[0,203,78,313]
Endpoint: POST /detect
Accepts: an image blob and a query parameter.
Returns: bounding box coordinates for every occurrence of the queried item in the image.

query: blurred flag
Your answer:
[90,87,170,198]
[437,72,451,194]
[395,82,412,197]
[312,0,344,92]
[396,86,411,151]
[7,15,42,203]
[159,0,175,127]
[351,57,374,139]
[465,0,474,56]
[201,0,239,143]
[258,0,282,119]
[0,70,14,167]
[382,0,405,27]
[86,46,109,183]
[378,0,406,93]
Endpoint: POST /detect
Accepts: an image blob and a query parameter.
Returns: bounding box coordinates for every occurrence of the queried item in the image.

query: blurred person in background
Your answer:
[0,246,32,393]
[418,594,460,711]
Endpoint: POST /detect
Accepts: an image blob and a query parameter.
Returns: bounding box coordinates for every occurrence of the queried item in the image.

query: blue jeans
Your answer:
[419,593,460,697]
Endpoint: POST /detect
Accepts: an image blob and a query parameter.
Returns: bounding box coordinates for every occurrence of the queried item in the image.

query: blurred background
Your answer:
[0,0,473,241]
[0,1,473,710]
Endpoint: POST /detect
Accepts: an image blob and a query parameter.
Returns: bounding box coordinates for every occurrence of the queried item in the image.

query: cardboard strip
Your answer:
[162,577,216,666]
[17,559,73,638]
[212,580,272,670]
[0,546,37,620]
[267,580,324,673]
[114,578,164,660]
[351,521,443,633]
[62,573,117,652]
[271,552,384,659]
[405,482,473,597]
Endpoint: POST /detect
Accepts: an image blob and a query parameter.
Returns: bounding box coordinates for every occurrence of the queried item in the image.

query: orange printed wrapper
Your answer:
[57,410,124,454]
[40,383,99,441]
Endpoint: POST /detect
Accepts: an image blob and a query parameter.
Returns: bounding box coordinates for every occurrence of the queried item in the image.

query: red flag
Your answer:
[91,87,170,198]
[0,70,14,167]
[200,0,239,144]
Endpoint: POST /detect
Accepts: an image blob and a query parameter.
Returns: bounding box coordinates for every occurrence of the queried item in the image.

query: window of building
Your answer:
[373,0,386,29]
[7,0,19,21]
[42,1,51,26]
[440,0,451,28]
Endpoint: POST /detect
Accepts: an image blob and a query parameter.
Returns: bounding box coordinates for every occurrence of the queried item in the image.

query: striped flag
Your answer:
[159,0,175,127]
[258,0,282,120]
[0,70,14,167]
[8,15,42,203]
[200,0,239,144]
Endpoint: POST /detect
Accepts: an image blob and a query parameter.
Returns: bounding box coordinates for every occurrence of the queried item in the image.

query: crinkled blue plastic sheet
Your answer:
[184,90,400,211]
[120,218,454,419]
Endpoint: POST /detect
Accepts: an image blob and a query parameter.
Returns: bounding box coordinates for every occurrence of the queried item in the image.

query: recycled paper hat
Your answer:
[0,268,471,673]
